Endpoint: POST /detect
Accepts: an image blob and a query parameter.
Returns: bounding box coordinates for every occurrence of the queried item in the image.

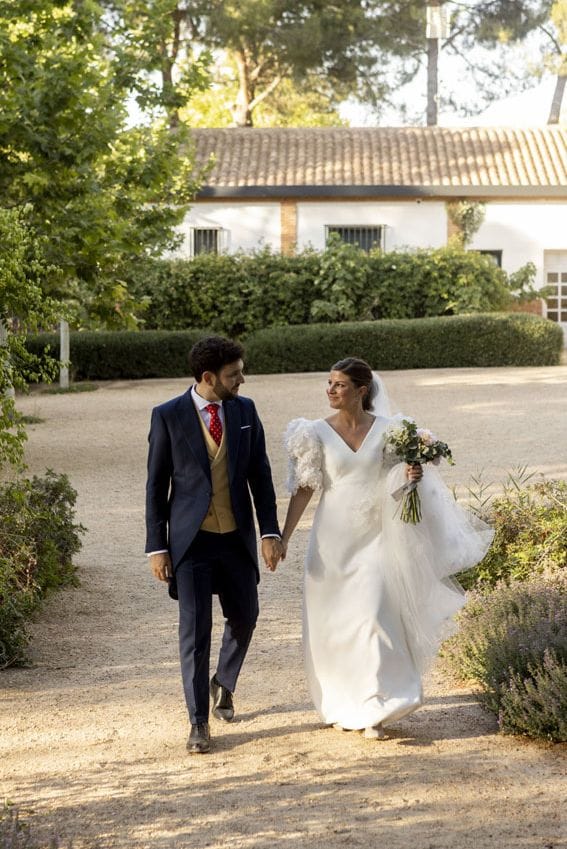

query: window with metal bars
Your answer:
[325,225,384,252]
[192,228,220,255]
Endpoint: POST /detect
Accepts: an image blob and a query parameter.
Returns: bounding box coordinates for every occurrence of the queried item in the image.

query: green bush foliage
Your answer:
[458,479,567,590]
[128,242,514,334]
[244,313,563,373]
[0,206,61,470]
[128,250,319,337]
[25,313,562,381]
[0,471,84,668]
[443,576,567,742]
[25,329,207,381]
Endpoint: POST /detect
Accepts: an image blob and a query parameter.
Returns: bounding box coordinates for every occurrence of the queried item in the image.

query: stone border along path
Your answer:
[1,367,566,849]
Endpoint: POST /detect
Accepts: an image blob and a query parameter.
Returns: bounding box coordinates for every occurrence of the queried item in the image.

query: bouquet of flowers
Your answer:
[384,419,454,523]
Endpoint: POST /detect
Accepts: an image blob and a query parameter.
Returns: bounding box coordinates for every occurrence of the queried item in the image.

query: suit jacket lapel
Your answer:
[224,399,241,484]
[175,389,210,480]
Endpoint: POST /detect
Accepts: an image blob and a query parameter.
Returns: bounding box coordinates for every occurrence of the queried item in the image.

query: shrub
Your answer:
[244,313,563,373]
[0,471,84,668]
[128,249,319,336]
[25,314,562,381]
[458,478,567,590]
[0,206,61,470]
[25,329,207,381]
[498,649,567,740]
[366,245,510,318]
[127,243,514,335]
[443,576,567,742]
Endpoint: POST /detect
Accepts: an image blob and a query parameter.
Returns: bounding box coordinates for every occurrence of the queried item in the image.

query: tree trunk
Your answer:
[232,50,254,127]
[548,72,566,124]
[161,6,185,131]
[161,58,180,129]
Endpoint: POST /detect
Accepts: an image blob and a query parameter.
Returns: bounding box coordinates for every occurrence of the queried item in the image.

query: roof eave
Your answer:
[196,184,567,199]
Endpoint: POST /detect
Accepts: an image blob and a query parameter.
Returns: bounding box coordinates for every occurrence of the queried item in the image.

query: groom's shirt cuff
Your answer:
[148,536,281,554]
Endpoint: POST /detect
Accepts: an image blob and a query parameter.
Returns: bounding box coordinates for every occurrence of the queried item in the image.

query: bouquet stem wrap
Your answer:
[391,479,421,523]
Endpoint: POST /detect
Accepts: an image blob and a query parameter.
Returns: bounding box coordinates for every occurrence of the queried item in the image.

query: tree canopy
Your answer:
[102,0,565,126]
[0,207,60,468]
[0,0,206,326]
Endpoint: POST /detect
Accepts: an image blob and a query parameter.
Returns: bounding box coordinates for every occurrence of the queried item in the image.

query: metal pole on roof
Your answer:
[426,2,450,126]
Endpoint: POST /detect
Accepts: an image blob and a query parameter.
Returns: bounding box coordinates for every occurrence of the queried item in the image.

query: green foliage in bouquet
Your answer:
[0,471,84,668]
[443,576,567,742]
[458,478,567,590]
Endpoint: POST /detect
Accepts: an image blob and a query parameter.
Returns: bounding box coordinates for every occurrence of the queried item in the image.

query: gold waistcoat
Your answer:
[197,414,237,534]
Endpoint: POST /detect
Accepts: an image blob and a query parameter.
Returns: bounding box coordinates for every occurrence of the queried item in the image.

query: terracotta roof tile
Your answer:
[191,127,567,195]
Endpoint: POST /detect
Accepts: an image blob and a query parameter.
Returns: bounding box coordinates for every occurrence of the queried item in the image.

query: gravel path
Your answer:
[1,367,566,849]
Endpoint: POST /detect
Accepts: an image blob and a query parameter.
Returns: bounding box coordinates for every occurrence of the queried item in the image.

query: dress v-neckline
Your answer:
[322,416,377,454]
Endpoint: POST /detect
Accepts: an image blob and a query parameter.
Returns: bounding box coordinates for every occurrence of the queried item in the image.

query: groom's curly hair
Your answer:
[189,336,244,381]
[331,357,375,411]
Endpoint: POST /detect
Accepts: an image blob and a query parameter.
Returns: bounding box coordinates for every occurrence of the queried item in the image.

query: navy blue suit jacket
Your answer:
[145,389,280,582]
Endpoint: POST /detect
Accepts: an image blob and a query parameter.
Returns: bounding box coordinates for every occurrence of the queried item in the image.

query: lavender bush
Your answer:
[499,649,567,740]
[443,575,567,742]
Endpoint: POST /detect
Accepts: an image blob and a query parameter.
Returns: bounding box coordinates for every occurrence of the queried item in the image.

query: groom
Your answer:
[145,336,282,753]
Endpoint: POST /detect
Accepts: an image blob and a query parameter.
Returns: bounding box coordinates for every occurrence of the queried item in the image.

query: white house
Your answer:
[179,127,567,338]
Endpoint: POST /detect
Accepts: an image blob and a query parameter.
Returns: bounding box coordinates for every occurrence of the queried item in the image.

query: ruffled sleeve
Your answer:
[284,418,323,494]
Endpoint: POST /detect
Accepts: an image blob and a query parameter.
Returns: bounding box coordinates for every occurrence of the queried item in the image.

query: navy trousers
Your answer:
[175,529,259,725]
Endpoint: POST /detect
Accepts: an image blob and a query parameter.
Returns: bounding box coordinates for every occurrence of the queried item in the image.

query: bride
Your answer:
[281,357,493,740]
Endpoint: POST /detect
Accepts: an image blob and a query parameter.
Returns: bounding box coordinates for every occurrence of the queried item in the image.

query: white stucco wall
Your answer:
[178,202,281,255]
[177,200,567,290]
[295,200,448,251]
[469,202,567,287]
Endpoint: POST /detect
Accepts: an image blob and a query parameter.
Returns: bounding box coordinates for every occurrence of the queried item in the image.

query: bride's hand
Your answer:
[280,539,289,561]
[406,463,423,482]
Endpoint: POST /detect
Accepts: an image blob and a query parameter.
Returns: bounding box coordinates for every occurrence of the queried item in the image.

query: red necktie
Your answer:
[205,404,223,446]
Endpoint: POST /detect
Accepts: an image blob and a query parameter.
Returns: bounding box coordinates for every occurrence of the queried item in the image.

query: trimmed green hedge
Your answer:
[25,329,207,380]
[244,313,563,373]
[25,314,562,380]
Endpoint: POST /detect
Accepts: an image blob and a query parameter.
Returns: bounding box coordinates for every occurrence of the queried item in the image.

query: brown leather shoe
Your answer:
[187,722,210,754]
[210,675,234,722]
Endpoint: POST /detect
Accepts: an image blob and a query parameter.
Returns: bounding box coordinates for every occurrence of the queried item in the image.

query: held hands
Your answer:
[261,537,286,572]
[150,552,172,582]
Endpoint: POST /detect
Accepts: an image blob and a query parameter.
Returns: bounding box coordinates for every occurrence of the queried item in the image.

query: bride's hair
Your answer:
[331,357,376,411]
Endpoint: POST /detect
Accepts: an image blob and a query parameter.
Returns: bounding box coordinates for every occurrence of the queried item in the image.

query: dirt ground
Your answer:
[1,366,566,849]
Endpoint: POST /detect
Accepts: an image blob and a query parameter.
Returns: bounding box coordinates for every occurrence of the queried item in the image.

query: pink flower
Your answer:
[416,427,436,446]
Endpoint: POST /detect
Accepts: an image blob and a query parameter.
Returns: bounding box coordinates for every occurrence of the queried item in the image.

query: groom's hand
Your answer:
[261,538,283,572]
[150,552,172,582]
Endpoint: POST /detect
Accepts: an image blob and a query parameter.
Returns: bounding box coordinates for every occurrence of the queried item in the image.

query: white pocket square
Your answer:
[240,425,251,430]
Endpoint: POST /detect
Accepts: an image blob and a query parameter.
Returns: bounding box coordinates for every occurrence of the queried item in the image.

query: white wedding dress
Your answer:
[285,413,493,731]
